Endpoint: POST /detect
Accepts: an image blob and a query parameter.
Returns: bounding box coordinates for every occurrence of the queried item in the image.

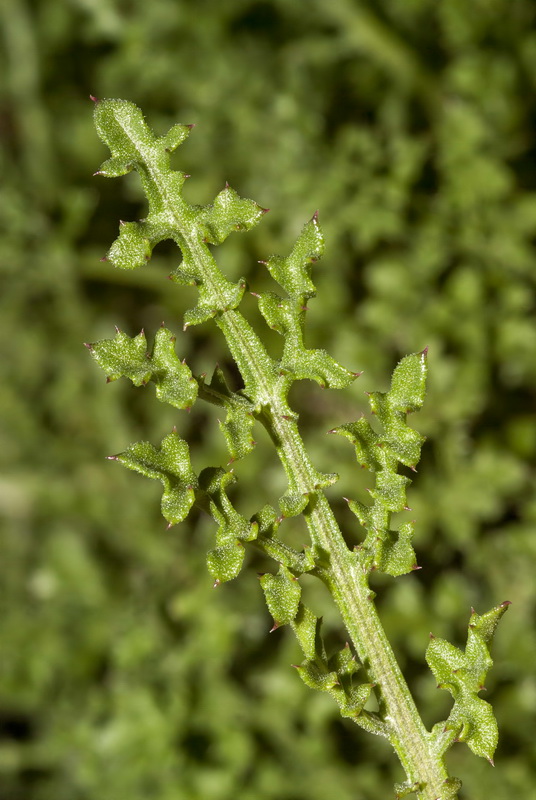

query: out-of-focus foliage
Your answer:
[1,0,535,798]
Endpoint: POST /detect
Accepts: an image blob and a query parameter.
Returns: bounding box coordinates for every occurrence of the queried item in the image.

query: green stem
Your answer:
[215,307,452,800]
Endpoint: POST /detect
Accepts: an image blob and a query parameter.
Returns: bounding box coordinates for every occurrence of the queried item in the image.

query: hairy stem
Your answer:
[217,308,450,799]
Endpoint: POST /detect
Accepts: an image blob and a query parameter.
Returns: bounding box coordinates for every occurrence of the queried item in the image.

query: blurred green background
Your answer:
[2,0,536,798]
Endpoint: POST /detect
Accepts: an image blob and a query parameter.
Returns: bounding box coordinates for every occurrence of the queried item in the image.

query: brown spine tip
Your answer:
[213,579,221,588]
[269,621,280,633]
[89,94,99,103]
[106,455,119,461]
[500,600,512,608]
[420,346,429,356]
[83,342,93,350]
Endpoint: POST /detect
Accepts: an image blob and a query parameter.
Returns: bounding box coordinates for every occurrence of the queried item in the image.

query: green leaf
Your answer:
[263,214,323,298]
[87,326,198,410]
[198,468,258,584]
[387,346,428,412]
[291,603,321,660]
[199,184,268,245]
[94,100,265,328]
[197,367,256,461]
[87,328,150,384]
[206,542,245,585]
[372,521,417,578]
[169,244,247,328]
[292,610,373,723]
[107,221,153,270]
[257,293,356,389]
[250,507,318,576]
[332,351,427,576]
[278,491,310,518]
[181,275,247,329]
[260,565,302,627]
[426,602,511,761]
[111,432,197,525]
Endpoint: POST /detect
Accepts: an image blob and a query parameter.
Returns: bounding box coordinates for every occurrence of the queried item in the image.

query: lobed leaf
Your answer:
[291,608,375,724]
[87,326,198,410]
[198,467,258,584]
[110,432,197,525]
[107,221,154,270]
[197,367,256,461]
[94,99,266,329]
[426,602,511,761]
[257,293,356,390]
[251,506,317,576]
[262,214,323,299]
[332,351,427,576]
[198,184,268,245]
[260,565,302,627]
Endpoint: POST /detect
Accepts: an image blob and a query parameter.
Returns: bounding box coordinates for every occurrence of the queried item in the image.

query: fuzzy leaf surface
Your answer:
[263,214,323,298]
[198,468,258,583]
[257,292,356,389]
[197,367,256,461]
[111,432,197,525]
[426,602,510,761]
[332,351,427,576]
[88,327,198,410]
[291,608,374,724]
[94,99,264,326]
[260,565,302,626]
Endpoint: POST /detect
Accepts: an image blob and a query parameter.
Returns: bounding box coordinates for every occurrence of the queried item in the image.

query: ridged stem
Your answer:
[216,307,452,800]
